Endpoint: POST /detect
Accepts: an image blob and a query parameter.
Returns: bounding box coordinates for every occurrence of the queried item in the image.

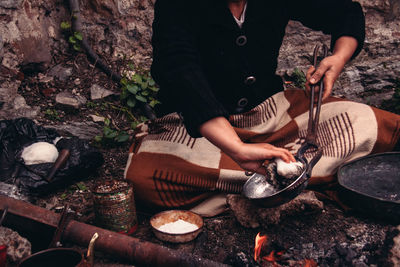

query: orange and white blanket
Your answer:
[125,89,400,215]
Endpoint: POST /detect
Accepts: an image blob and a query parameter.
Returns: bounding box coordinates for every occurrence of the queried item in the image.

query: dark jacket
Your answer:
[151,0,365,137]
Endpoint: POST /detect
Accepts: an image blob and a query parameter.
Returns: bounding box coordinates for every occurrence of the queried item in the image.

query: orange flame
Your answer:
[303,259,317,267]
[263,251,277,262]
[263,250,284,262]
[254,233,267,261]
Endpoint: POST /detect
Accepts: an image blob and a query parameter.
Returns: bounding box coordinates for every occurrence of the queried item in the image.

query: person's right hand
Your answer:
[199,116,295,175]
[229,142,295,175]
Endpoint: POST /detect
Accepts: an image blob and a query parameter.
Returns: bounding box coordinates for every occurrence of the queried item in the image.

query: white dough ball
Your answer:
[21,142,59,165]
[275,158,304,178]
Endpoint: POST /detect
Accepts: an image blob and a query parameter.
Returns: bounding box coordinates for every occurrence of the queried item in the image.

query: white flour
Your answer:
[157,219,199,234]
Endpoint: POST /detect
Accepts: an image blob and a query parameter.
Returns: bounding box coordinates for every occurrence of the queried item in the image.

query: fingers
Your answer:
[305,66,315,93]
[322,75,334,100]
[306,66,315,82]
[233,143,296,174]
[309,61,328,85]
[266,147,295,163]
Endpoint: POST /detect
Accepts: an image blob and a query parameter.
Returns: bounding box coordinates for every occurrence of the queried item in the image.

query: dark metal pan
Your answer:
[337,152,400,222]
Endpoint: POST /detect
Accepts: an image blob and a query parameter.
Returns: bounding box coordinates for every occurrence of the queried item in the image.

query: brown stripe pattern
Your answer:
[152,169,217,207]
[391,120,400,147]
[297,112,355,159]
[230,97,277,128]
[146,114,197,148]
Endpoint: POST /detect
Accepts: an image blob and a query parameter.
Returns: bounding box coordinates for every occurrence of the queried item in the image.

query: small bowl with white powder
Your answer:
[150,210,203,243]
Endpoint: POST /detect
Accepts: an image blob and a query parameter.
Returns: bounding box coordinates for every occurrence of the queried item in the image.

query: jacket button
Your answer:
[237,97,248,108]
[244,76,256,85]
[236,35,247,46]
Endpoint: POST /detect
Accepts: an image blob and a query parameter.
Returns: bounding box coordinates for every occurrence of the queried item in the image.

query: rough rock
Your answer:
[0,0,24,9]
[89,114,105,123]
[0,226,31,263]
[47,121,101,140]
[0,94,39,120]
[90,84,115,100]
[390,225,400,266]
[55,91,87,110]
[278,0,400,106]
[227,191,324,228]
[48,64,73,81]
[0,35,3,60]
[0,79,18,103]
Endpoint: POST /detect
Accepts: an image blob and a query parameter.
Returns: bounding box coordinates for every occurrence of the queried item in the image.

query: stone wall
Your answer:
[0,0,399,119]
[278,0,400,105]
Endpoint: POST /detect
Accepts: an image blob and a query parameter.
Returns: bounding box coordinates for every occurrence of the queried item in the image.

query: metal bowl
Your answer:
[150,210,203,243]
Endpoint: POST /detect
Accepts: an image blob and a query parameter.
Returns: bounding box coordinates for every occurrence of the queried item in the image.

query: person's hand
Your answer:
[229,142,295,175]
[305,54,347,101]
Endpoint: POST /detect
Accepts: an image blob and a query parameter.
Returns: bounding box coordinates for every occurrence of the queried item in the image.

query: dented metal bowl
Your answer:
[150,210,203,243]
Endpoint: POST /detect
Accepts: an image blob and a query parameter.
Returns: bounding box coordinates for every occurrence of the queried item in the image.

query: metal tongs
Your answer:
[241,44,328,207]
[295,44,328,172]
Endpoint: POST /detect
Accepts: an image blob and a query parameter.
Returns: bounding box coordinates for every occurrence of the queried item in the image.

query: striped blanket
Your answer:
[124,89,400,215]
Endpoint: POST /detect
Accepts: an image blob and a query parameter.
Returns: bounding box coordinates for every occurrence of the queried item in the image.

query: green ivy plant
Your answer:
[120,67,161,110]
[94,117,130,144]
[44,109,61,121]
[291,68,307,89]
[60,21,83,51]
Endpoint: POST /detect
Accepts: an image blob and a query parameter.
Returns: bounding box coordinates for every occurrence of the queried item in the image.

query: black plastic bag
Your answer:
[0,118,104,195]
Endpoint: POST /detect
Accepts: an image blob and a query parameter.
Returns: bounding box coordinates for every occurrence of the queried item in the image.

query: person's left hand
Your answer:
[305,54,347,100]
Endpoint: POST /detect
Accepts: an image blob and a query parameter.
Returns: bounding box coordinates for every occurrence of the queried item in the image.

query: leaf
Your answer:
[127,97,137,108]
[68,36,76,44]
[104,118,111,126]
[105,129,118,139]
[60,193,68,199]
[135,95,147,102]
[73,44,81,51]
[103,126,112,135]
[141,90,150,96]
[128,63,135,70]
[141,81,148,90]
[116,132,130,142]
[74,31,83,41]
[140,116,148,122]
[149,99,161,108]
[94,135,103,142]
[120,77,128,86]
[60,21,71,30]
[148,86,159,92]
[131,121,139,129]
[133,74,142,84]
[120,88,128,100]
[148,79,155,86]
[76,182,87,191]
[127,84,139,94]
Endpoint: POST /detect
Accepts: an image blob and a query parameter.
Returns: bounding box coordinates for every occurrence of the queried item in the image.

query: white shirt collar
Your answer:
[233,2,248,28]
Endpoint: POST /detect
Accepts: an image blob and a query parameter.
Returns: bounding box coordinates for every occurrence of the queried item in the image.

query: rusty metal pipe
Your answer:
[0,195,228,267]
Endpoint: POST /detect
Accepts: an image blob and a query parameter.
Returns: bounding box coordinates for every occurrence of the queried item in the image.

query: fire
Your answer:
[303,259,317,267]
[263,250,284,262]
[254,233,317,266]
[254,233,267,261]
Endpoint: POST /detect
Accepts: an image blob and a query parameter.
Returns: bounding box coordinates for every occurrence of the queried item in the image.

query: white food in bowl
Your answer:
[275,158,304,178]
[21,142,59,165]
[157,219,199,234]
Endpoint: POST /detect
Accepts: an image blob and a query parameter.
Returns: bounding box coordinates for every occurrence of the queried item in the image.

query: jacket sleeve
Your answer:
[286,0,365,59]
[151,0,229,137]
